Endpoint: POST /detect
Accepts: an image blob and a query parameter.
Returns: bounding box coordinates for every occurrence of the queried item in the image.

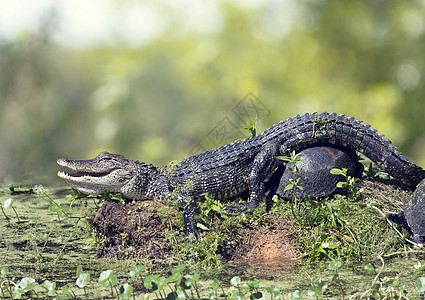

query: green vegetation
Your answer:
[0,171,424,299]
[4,255,425,298]
[238,116,258,138]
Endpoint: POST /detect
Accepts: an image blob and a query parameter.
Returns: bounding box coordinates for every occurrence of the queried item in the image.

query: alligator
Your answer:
[57,112,425,243]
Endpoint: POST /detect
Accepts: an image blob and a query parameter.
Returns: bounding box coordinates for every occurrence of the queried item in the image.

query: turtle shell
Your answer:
[402,178,425,244]
[267,145,361,199]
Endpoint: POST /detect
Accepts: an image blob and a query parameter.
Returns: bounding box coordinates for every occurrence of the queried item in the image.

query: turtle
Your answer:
[387,182,425,244]
[266,144,363,199]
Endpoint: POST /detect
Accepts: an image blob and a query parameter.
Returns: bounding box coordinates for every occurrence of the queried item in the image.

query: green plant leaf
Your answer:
[110,274,118,286]
[230,276,241,287]
[2,187,13,194]
[1,266,8,278]
[175,289,186,299]
[307,285,321,297]
[364,263,375,275]
[42,280,56,296]
[329,260,342,270]
[284,183,294,191]
[144,274,160,290]
[171,264,186,275]
[49,203,61,212]
[181,274,200,290]
[318,281,328,292]
[276,155,291,162]
[247,280,261,289]
[62,284,70,295]
[289,290,303,300]
[412,264,425,279]
[240,283,250,295]
[330,168,344,175]
[141,293,150,300]
[154,276,167,292]
[212,278,220,291]
[119,283,133,300]
[13,289,25,298]
[415,277,425,293]
[76,265,83,278]
[98,269,114,285]
[265,285,280,295]
[166,272,182,283]
[4,198,14,209]
[336,182,347,188]
[192,273,200,282]
[76,272,90,288]
[16,277,36,292]
[322,241,337,249]
[196,223,209,230]
[129,265,145,279]
[307,282,328,297]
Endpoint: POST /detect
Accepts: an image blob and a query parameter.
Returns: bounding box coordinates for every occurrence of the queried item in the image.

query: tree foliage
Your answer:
[1,0,425,182]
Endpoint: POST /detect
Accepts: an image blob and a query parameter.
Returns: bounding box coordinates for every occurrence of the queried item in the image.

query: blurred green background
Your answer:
[1,0,425,185]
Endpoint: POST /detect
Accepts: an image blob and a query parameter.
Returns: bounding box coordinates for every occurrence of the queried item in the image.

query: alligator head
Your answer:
[57,151,153,199]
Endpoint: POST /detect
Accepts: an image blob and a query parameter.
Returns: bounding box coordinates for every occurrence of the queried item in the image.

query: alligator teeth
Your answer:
[57,170,111,179]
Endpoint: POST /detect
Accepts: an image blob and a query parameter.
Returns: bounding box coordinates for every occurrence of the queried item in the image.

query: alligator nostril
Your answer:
[57,157,69,164]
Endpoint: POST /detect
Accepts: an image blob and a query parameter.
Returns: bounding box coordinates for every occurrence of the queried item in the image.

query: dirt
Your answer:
[91,200,300,266]
[92,200,181,261]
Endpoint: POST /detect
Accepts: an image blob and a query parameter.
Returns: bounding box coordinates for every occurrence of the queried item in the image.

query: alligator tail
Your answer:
[263,112,425,188]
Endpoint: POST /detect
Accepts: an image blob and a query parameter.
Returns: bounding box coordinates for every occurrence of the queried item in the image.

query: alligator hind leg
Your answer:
[226,142,280,213]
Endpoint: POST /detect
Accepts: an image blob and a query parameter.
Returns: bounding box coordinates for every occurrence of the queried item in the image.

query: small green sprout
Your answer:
[277,150,305,218]
[2,197,20,222]
[330,167,359,196]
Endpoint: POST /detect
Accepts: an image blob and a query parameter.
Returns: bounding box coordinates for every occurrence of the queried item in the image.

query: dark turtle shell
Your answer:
[401,178,425,244]
[267,144,362,199]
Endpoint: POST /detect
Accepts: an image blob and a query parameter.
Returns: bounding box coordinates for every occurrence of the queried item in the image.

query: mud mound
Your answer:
[92,200,181,261]
[91,200,300,264]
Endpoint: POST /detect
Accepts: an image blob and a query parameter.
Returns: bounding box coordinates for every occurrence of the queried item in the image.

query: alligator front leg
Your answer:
[226,142,280,213]
[168,192,199,240]
[184,200,199,240]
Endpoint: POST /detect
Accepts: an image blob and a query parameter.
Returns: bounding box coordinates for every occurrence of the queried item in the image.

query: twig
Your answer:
[371,255,385,288]
[302,269,313,285]
[371,205,418,246]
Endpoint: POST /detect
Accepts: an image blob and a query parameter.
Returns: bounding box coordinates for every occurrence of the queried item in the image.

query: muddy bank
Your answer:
[90,178,413,268]
[91,200,300,266]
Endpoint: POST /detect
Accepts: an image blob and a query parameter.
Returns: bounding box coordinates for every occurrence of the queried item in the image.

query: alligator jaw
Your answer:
[57,169,114,182]
[57,156,131,195]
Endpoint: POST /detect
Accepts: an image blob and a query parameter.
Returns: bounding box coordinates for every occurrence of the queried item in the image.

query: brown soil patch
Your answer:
[226,215,300,270]
[92,200,181,261]
[91,200,300,266]
[245,226,299,260]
